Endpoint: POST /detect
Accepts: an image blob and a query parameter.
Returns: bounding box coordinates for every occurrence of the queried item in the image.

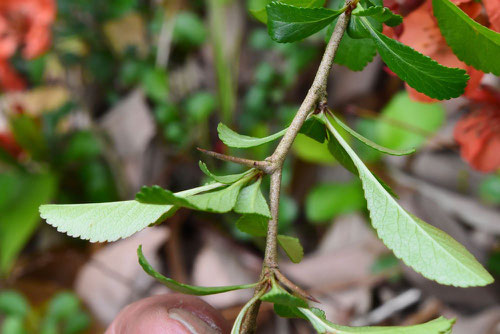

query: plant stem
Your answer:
[240,9,352,334]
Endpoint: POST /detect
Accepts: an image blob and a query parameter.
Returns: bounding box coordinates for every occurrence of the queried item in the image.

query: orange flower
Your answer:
[0,0,56,91]
[454,105,500,173]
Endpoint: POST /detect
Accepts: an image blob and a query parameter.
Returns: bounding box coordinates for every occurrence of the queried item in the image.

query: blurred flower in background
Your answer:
[0,0,56,91]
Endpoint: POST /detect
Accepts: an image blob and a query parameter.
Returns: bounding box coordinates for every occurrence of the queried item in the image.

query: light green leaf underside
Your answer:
[187,177,249,212]
[41,182,225,243]
[359,9,468,100]
[299,308,455,334]
[217,122,287,148]
[325,118,493,287]
[433,0,500,75]
[199,161,251,184]
[138,245,256,295]
[250,0,325,23]
[234,178,272,218]
[331,114,415,155]
[41,201,175,243]
[278,235,304,263]
[267,3,343,43]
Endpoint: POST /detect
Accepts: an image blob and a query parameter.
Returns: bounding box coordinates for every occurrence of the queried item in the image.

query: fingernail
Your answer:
[168,308,221,334]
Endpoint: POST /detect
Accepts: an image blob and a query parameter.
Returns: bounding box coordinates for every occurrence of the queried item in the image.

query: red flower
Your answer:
[0,59,26,91]
[0,130,23,158]
[454,106,500,173]
[0,0,56,91]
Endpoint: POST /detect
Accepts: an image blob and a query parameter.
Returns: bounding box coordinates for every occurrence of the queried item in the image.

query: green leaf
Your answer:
[199,161,251,184]
[135,186,192,207]
[327,21,377,71]
[173,12,207,47]
[260,277,308,308]
[141,67,169,103]
[267,3,343,43]
[138,245,256,295]
[234,178,272,218]
[217,122,287,148]
[41,200,175,243]
[0,291,29,317]
[41,183,224,243]
[1,172,56,275]
[330,113,415,155]
[137,177,251,214]
[9,115,47,160]
[299,116,327,143]
[305,181,366,223]
[278,235,304,263]
[324,117,494,287]
[294,133,336,164]
[249,0,326,23]
[299,308,455,334]
[231,290,266,334]
[376,92,445,151]
[358,8,468,100]
[1,315,26,334]
[433,0,500,75]
[187,177,250,213]
[353,6,402,26]
[45,292,80,321]
[236,214,268,237]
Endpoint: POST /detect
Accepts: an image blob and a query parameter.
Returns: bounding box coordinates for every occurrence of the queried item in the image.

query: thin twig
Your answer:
[275,270,319,303]
[240,8,352,333]
[197,148,274,173]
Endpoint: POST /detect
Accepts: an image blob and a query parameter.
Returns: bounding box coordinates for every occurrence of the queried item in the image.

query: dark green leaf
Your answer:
[358,9,468,99]
[299,116,327,143]
[267,2,343,43]
[354,6,402,26]
[249,0,326,23]
[331,114,415,155]
[274,304,306,318]
[433,0,500,75]
[138,245,256,295]
[199,161,251,184]
[325,117,494,287]
[260,278,308,308]
[278,235,304,263]
[217,122,286,148]
[327,21,377,71]
[236,214,268,237]
[234,178,272,218]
